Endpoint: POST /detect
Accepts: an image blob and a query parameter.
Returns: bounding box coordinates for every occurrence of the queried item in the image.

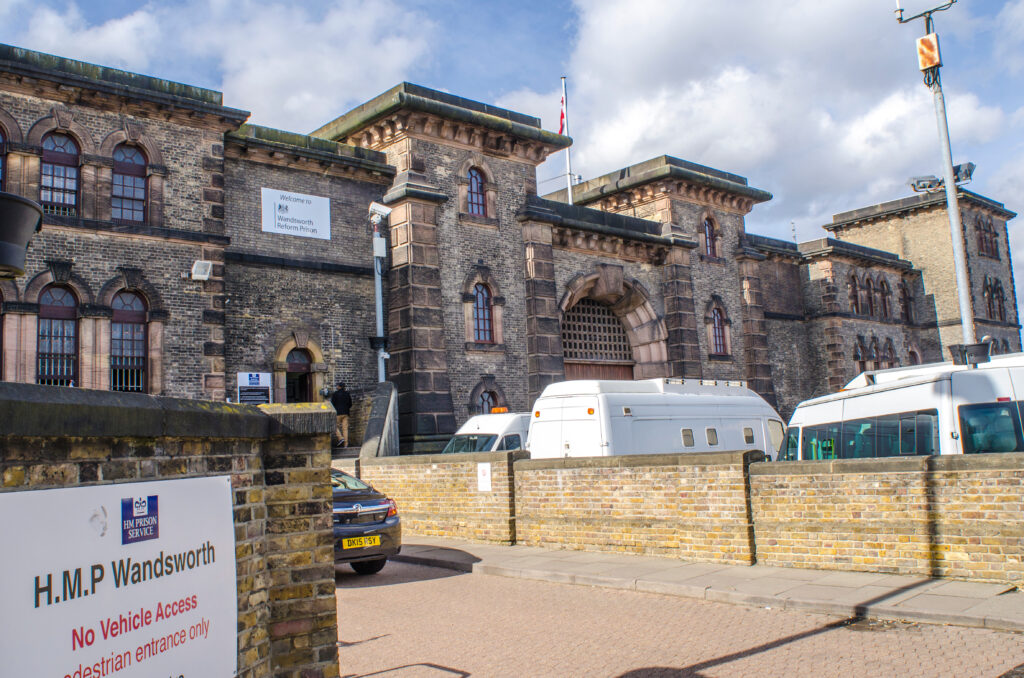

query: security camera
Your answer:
[368,202,392,219]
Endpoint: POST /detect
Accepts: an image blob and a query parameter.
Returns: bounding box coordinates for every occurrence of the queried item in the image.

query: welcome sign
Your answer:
[260,187,331,240]
[0,477,237,677]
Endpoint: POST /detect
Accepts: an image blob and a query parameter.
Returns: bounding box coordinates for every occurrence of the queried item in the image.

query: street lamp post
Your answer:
[895,0,976,347]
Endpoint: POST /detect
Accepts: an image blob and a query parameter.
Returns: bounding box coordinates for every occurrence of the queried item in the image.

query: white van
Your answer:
[526,378,785,459]
[439,412,530,454]
[782,353,1024,461]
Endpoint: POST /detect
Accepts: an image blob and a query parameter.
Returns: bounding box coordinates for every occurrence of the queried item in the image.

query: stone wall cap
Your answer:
[828,188,1017,231]
[259,402,336,436]
[750,452,1024,475]
[361,450,524,466]
[0,382,269,439]
[517,449,762,471]
[227,124,394,176]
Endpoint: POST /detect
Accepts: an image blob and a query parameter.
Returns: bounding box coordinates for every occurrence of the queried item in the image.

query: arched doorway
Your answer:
[561,298,635,380]
[285,348,313,403]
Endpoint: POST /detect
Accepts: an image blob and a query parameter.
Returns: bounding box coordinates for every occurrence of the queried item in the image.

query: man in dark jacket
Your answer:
[331,382,353,447]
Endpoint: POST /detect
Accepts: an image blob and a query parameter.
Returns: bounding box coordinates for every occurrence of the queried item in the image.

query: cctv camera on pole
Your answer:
[368,202,391,382]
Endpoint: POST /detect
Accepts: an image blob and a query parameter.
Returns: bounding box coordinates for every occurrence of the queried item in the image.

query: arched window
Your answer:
[112,144,147,223]
[285,348,313,403]
[37,285,78,386]
[711,307,727,355]
[880,280,891,319]
[849,276,860,314]
[882,339,897,369]
[899,282,914,323]
[977,216,999,258]
[854,339,867,373]
[473,283,493,343]
[995,281,1007,322]
[1002,339,1012,354]
[111,290,147,392]
[864,278,875,316]
[41,133,80,216]
[477,390,497,414]
[703,218,718,258]
[868,337,880,370]
[0,127,6,191]
[908,349,920,365]
[467,167,486,217]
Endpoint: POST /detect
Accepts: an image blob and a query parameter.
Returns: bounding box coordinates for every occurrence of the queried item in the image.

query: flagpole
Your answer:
[561,76,574,205]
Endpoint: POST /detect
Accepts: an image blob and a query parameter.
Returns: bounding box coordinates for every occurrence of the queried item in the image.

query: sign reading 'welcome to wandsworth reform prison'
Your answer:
[261,187,331,240]
[0,476,237,677]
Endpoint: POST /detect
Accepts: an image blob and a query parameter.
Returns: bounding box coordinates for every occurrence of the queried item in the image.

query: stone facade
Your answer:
[0,44,1018,448]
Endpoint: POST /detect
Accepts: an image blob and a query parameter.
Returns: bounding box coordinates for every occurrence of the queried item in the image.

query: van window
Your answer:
[440,434,498,454]
[959,402,1024,454]
[803,423,840,460]
[681,428,694,447]
[781,427,800,461]
[767,420,785,455]
[743,427,755,444]
[814,409,939,459]
[706,428,718,446]
[499,434,522,451]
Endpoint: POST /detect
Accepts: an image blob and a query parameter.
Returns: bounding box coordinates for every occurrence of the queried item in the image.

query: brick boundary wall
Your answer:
[749,454,1024,585]
[514,451,762,564]
[337,451,525,543]
[0,383,339,678]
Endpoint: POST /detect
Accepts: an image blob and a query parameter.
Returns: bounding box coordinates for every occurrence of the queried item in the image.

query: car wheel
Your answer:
[350,558,387,575]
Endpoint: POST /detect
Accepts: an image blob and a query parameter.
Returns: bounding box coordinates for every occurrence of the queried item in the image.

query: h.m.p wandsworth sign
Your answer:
[0,477,237,678]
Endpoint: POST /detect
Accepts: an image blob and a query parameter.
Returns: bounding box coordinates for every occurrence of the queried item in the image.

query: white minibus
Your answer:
[782,353,1024,460]
[526,378,786,459]
[439,412,530,454]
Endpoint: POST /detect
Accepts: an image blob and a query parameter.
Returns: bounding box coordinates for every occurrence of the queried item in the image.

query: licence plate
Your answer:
[342,535,381,549]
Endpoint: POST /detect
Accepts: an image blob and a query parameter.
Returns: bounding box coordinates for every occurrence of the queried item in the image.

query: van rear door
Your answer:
[527,400,562,458]
[560,395,604,457]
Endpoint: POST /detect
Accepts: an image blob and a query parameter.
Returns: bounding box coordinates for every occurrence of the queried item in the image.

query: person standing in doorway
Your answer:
[331,382,353,447]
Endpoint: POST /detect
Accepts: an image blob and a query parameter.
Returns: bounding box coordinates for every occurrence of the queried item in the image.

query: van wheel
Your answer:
[351,558,386,575]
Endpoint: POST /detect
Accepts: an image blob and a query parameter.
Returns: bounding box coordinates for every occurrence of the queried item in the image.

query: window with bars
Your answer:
[977,216,999,258]
[111,291,147,392]
[112,144,147,223]
[473,283,494,343]
[703,218,717,257]
[477,390,496,414]
[37,286,77,386]
[561,298,633,363]
[467,167,486,216]
[711,307,728,355]
[41,133,79,216]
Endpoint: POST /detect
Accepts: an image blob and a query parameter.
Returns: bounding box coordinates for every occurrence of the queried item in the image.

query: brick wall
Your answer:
[337,451,522,543]
[0,383,340,678]
[514,452,760,564]
[750,454,1024,585]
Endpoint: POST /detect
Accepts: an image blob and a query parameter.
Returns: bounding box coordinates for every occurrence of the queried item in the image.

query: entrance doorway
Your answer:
[561,298,635,380]
[285,348,313,403]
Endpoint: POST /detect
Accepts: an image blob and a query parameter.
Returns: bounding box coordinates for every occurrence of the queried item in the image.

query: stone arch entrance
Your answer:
[559,265,669,380]
[272,331,327,404]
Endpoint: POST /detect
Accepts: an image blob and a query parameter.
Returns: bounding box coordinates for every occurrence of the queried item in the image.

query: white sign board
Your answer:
[477,462,492,492]
[237,371,272,405]
[260,188,331,240]
[0,477,238,677]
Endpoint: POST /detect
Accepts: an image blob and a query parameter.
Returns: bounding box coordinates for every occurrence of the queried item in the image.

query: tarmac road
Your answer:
[336,561,1024,678]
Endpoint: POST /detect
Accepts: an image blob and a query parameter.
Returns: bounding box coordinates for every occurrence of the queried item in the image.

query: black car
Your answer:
[331,469,401,574]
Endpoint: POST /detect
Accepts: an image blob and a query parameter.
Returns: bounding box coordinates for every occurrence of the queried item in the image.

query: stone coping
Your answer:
[0,382,333,439]
[227,124,394,175]
[362,450,528,466]
[516,449,764,471]
[751,452,1024,476]
[311,82,571,151]
[828,188,1016,230]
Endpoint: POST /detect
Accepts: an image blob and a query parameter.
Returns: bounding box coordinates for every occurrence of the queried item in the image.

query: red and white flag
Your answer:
[558,94,566,135]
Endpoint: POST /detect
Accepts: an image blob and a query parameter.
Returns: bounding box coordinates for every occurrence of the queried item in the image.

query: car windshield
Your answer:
[331,470,370,491]
[440,434,498,453]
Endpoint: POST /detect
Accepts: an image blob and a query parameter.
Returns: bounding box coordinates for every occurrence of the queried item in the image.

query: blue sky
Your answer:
[0,0,1022,291]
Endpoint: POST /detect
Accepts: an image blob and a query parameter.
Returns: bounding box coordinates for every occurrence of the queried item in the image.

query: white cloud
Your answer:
[995,0,1024,74]
[18,5,160,69]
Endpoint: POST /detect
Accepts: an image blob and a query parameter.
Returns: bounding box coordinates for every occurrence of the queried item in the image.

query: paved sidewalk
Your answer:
[393,536,1024,633]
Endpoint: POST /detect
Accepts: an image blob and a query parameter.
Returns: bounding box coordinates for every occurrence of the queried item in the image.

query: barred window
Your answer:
[561,298,632,362]
[711,308,727,355]
[477,390,496,414]
[41,133,79,216]
[473,283,494,343]
[977,216,999,258]
[703,218,717,258]
[112,144,147,223]
[37,285,77,386]
[467,167,486,216]
[111,291,147,392]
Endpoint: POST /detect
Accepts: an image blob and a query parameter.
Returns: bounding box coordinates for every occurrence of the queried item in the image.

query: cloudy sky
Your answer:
[0,0,1021,270]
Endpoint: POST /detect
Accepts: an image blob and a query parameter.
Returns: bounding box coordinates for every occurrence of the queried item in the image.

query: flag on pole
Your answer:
[558,94,567,135]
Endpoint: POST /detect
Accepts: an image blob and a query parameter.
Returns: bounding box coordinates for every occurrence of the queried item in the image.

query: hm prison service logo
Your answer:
[121,495,159,545]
